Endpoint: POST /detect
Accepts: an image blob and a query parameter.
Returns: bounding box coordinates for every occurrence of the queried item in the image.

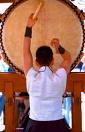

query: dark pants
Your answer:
[25,118,71,132]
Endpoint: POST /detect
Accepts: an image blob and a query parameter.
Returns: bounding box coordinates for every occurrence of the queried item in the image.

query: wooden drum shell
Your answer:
[1,0,85,74]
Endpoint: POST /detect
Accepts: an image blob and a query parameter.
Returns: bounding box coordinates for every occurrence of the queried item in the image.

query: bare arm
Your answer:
[60,49,71,74]
[51,38,72,74]
[23,37,32,75]
[23,14,37,75]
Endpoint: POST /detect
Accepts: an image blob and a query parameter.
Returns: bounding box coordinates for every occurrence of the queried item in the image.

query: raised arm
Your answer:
[51,38,72,74]
[23,14,37,75]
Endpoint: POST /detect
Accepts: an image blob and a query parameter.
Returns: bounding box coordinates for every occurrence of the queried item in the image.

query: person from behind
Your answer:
[23,14,72,132]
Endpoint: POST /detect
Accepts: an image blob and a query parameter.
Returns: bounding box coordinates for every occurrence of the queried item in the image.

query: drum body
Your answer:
[1,0,85,74]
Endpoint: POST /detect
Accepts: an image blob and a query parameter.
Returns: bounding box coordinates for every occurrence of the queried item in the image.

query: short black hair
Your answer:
[36,46,53,66]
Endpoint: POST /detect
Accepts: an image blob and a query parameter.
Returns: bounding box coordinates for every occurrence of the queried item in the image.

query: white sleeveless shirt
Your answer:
[26,66,67,121]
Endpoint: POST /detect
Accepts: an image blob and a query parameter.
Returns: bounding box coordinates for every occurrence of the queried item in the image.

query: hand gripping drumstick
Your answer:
[33,1,44,19]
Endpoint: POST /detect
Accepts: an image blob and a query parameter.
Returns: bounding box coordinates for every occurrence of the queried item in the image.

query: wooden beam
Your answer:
[0,73,26,92]
[5,82,15,132]
[0,0,15,3]
[72,82,82,132]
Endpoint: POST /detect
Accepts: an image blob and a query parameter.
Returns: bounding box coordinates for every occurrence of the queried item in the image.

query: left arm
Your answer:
[23,36,32,76]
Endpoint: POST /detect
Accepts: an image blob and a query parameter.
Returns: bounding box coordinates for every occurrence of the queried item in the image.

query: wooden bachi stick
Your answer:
[33,1,44,19]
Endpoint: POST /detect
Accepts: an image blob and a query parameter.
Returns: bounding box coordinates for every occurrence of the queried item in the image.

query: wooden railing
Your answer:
[0,72,85,132]
[0,73,26,132]
[67,73,85,132]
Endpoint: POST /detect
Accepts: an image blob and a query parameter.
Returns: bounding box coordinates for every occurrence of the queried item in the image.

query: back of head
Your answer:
[36,46,53,66]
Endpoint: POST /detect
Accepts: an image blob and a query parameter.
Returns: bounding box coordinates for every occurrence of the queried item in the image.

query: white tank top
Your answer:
[26,66,67,121]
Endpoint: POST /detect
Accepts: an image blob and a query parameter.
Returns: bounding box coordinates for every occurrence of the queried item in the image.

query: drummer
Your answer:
[23,14,72,132]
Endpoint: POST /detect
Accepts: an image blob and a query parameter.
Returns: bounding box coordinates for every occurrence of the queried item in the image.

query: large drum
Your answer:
[0,0,85,74]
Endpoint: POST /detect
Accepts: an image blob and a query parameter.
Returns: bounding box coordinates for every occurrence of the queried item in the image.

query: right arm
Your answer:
[51,38,72,74]
[23,14,37,76]
[59,47,71,74]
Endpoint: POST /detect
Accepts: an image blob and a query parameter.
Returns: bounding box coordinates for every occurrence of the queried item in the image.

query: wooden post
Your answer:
[72,81,82,132]
[0,0,15,3]
[5,82,15,132]
[0,73,26,132]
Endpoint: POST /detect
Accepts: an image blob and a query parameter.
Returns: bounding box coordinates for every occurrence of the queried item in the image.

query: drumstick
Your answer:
[33,1,44,19]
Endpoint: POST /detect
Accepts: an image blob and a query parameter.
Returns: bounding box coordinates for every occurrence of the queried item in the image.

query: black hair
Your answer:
[36,46,53,66]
